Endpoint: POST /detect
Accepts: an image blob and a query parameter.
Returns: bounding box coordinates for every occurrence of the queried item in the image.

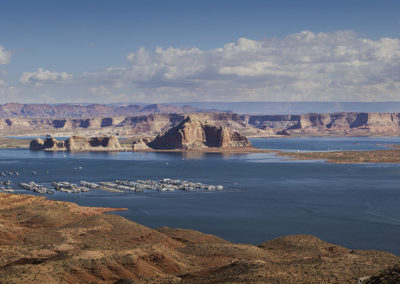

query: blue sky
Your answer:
[0,0,399,103]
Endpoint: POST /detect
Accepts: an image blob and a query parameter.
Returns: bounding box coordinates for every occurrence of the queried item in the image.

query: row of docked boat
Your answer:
[0,187,14,193]
[18,182,54,194]
[51,182,90,193]
[15,178,224,194]
[114,178,224,192]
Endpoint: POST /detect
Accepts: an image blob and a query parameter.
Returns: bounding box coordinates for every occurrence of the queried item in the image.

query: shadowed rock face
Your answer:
[29,135,122,151]
[66,136,122,151]
[0,193,398,284]
[148,116,252,150]
[53,119,66,128]
[132,138,151,151]
[29,136,65,151]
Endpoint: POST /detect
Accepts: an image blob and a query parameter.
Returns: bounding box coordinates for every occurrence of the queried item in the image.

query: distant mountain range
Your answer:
[169,102,400,114]
[1,102,400,118]
[0,103,208,118]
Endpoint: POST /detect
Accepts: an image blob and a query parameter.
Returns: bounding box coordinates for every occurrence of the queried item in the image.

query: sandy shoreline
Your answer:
[278,145,400,163]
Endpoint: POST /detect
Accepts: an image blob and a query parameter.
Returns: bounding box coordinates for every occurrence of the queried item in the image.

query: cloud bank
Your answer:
[4,31,400,102]
[0,46,11,65]
[0,46,13,97]
[80,31,400,102]
[19,68,72,86]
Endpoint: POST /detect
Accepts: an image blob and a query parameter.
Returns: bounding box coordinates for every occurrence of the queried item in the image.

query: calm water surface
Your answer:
[1,137,400,254]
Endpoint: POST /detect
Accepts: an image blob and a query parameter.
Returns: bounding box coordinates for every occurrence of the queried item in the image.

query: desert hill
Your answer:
[0,193,398,283]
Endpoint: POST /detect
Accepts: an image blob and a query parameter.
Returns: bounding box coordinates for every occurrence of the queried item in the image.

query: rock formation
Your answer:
[147,115,252,150]
[131,138,151,151]
[0,193,399,283]
[5,112,400,137]
[66,135,122,151]
[29,135,123,151]
[29,135,66,151]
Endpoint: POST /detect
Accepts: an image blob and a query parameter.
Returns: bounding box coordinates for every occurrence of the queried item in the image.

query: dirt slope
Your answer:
[0,193,398,284]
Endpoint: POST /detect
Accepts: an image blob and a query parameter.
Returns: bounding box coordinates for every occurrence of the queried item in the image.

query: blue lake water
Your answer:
[1,137,400,254]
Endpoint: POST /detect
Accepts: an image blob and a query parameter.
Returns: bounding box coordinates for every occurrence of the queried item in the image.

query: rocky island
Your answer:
[29,135,126,152]
[148,115,251,149]
[133,115,264,153]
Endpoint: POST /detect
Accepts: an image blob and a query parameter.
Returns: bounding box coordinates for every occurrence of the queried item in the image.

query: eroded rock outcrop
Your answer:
[148,115,252,150]
[30,135,123,151]
[132,138,151,151]
[29,136,66,151]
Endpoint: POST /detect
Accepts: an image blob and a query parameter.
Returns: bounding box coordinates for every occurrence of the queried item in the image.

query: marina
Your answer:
[10,179,224,195]
[51,182,90,193]
[18,182,54,194]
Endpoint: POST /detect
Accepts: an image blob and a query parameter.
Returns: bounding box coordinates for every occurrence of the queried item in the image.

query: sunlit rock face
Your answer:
[148,115,252,150]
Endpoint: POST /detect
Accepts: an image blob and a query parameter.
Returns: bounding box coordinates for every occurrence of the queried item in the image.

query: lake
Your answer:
[1,137,400,254]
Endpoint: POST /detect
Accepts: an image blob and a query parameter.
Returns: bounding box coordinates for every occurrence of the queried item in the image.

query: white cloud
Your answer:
[0,71,17,99]
[0,81,18,99]
[14,31,400,102]
[0,46,11,65]
[19,68,72,86]
[88,85,112,96]
[77,30,400,102]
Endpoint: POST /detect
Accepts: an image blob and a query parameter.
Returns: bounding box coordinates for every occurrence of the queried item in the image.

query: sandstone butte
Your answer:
[30,135,125,152]
[143,115,253,151]
[0,193,398,284]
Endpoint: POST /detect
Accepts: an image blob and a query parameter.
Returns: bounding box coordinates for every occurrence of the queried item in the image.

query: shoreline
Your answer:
[132,147,275,154]
[278,146,400,163]
[3,136,400,163]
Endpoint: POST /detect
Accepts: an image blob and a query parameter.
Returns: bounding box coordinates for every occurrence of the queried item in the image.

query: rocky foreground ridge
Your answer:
[0,193,398,284]
[3,112,400,137]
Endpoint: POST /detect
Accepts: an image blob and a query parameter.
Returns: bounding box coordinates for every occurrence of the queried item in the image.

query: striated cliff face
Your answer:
[242,112,400,135]
[294,112,400,134]
[148,116,251,150]
[30,135,123,151]
[4,112,400,137]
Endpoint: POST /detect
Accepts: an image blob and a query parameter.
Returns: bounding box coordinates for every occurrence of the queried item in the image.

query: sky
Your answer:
[0,0,399,104]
